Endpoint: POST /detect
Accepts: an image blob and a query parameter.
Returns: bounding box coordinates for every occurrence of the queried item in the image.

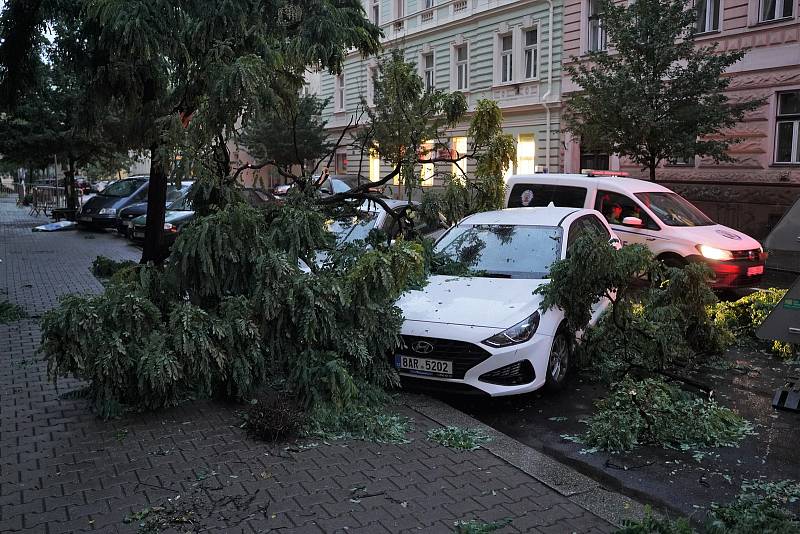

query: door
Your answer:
[594,190,660,247]
[565,214,614,325]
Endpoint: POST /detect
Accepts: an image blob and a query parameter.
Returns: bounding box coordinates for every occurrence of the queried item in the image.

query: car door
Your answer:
[565,214,614,324]
[593,190,661,247]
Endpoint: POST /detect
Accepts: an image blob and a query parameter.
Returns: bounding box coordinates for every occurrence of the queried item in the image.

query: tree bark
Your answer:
[64,156,77,211]
[648,157,657,182]
[141,142,168,264]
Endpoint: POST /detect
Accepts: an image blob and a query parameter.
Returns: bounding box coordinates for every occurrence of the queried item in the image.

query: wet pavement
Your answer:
[439,345,800,519]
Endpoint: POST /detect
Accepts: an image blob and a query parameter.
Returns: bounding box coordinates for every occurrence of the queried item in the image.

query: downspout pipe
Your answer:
[540,0,555,172]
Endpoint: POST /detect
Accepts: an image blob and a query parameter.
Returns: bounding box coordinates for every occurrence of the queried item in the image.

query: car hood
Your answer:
[398,275,546,329]
[132,210,194,225]
[119,202,148,217]
[80,194,121,213]
[674,224,761,251]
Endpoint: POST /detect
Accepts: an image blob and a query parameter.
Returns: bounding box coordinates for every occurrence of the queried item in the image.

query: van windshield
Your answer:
[635,192,713,227]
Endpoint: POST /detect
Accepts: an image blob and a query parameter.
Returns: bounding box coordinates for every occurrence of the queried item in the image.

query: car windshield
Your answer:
[101,179,145,198]
[166,183,192,202]
[434,224,563,279]
[635,192,713,227]
[328,211,379,244]
[331,177,358,193]
[168,190,193,211]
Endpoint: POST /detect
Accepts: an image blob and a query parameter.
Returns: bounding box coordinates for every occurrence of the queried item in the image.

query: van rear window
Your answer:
[507,184,587,208]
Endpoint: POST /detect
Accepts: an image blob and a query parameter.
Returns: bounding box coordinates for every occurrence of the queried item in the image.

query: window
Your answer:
[568,215,610,251]
[371,0,380,24]
[420,140,435,186]
[500,34,513,83]
[455,45,469,91]
[776,91,800,163]
[594,190,660,230]
[523,29,538,79]
[635,192,713,227]
[369,148,381,182]
[516,134,536,174]
[425,0,434,8]
[335,152,348,174]
[588,0,607,52]
[452,136,468,180]
[696,0,720,32]
[335,73,345,111]
[423,53,435,91]
[667,154,695,166]
[366,66,377,107]
[395,0,404,19]
[507,184,588,208]
[579,146,609,170]
[760,0,793,21]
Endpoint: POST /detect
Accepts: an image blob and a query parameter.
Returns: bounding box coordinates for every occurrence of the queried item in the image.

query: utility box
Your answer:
[757,277,800,345]
[764,196,800,273]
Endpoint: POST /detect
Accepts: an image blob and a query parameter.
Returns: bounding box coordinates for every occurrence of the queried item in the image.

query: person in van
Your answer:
[608,204,623,224]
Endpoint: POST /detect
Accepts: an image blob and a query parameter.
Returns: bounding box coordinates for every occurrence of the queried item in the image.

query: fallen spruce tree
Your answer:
[537,234,751,452]
[40,190,424,424]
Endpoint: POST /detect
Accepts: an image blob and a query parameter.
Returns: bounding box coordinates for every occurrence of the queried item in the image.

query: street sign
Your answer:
[756,276,800,345]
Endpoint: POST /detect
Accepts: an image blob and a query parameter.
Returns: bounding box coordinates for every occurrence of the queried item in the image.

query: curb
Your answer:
[401,392,653,528]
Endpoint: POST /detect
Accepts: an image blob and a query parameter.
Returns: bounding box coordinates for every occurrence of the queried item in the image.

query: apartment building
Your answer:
[317,0,564,193]
[562,0,800,237]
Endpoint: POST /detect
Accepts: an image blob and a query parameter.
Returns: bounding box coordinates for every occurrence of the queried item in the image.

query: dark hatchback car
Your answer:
[115,181,193,236]
[77,176,148,229]
[130,190,195,254]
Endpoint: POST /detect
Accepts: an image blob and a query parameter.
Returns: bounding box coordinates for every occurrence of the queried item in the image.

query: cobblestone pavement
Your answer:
[0,197,617,533]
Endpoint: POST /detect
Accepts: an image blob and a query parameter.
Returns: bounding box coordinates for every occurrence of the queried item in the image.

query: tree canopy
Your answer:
[564,0,762,180]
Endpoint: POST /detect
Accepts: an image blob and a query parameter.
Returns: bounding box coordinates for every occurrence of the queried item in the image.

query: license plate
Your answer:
[80,216,92,222]
[395,355,452,377]
[747,265,764,276]
[133,231,144,239]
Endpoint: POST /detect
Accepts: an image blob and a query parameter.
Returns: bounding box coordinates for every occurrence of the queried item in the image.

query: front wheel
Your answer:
[545,330,571,392]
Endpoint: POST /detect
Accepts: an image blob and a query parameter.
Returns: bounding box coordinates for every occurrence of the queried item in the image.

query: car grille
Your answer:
[479,360,535,386]
[398,335,491,379]
[730,249,761,261]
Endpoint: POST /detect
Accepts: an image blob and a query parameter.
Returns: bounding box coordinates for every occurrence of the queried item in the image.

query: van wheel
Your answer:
[545,330,572,392]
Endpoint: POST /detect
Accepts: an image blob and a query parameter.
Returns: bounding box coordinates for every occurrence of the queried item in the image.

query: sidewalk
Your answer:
[0,198,642,533]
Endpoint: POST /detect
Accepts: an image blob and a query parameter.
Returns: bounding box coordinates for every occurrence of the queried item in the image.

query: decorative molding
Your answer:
[726,70,800,90]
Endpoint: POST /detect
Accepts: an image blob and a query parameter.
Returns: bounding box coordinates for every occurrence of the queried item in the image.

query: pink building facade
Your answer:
[561,0,800,238]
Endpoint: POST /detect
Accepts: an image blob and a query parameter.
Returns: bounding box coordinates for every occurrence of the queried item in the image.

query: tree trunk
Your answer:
[648,158,657,182]
[141,142,168,264]
[64,156,77,210]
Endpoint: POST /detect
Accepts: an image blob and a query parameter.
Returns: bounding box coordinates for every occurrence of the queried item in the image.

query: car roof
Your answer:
[506,173,673,194]
[460,207,590,226]
[360,198,419,212]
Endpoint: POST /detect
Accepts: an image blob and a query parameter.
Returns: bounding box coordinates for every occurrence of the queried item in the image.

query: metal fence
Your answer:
[13,183,86,216]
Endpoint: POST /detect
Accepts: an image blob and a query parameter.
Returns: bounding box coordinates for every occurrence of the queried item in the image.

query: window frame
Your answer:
[587,0,607,52]
[371,0,380,25]
[594,190,661,231]
[422,52,435,92]
[759,0,794,22]
[775,90,800,164]
[334,73,346,112]
[523,27,539,80]
[455,44,469,91]
[366,65,377,107]
[499,33,514,84]
[696,0,722,33]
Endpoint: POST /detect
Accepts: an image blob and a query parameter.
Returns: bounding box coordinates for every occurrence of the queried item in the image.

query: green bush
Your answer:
[91,255,137,279]
[582,378,752,453]
[0,300,26,323]
[41,198,424,420]
[710,288,796,360]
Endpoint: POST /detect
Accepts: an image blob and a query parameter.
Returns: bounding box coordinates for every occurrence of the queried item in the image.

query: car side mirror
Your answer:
[622,216,643,227]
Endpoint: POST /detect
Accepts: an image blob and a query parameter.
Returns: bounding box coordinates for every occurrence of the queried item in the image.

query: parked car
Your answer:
[504,172,766,289]
[116,181,193,236]
[129,191,195,252]
[77,176,149,229]
[328,199,444,245]
[394,207,618,396]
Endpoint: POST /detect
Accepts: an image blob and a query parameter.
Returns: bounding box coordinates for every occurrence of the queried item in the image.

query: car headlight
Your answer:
[99,208,116,215]
[482,311,540,347]
[697,245,733,261]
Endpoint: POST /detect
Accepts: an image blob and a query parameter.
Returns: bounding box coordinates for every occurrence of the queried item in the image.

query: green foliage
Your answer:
[581,377,751,452]
[616,480,800,533]
[538,234,729,382]
[304,403,413,444]
[427,426,492,451]
[564,0,763,180]
[91,255,137,279]
[453,519,513,534]
[0,299,26,323]
[709,288,796,359]
[41,197,425,420]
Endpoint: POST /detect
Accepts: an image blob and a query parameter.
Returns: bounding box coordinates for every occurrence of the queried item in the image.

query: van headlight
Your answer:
[697,245,733,261]
[483,312,540,347]
[99,208,116,215]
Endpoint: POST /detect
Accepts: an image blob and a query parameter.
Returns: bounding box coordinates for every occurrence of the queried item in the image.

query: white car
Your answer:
[395,207,617,396]
[505,172,766,289]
